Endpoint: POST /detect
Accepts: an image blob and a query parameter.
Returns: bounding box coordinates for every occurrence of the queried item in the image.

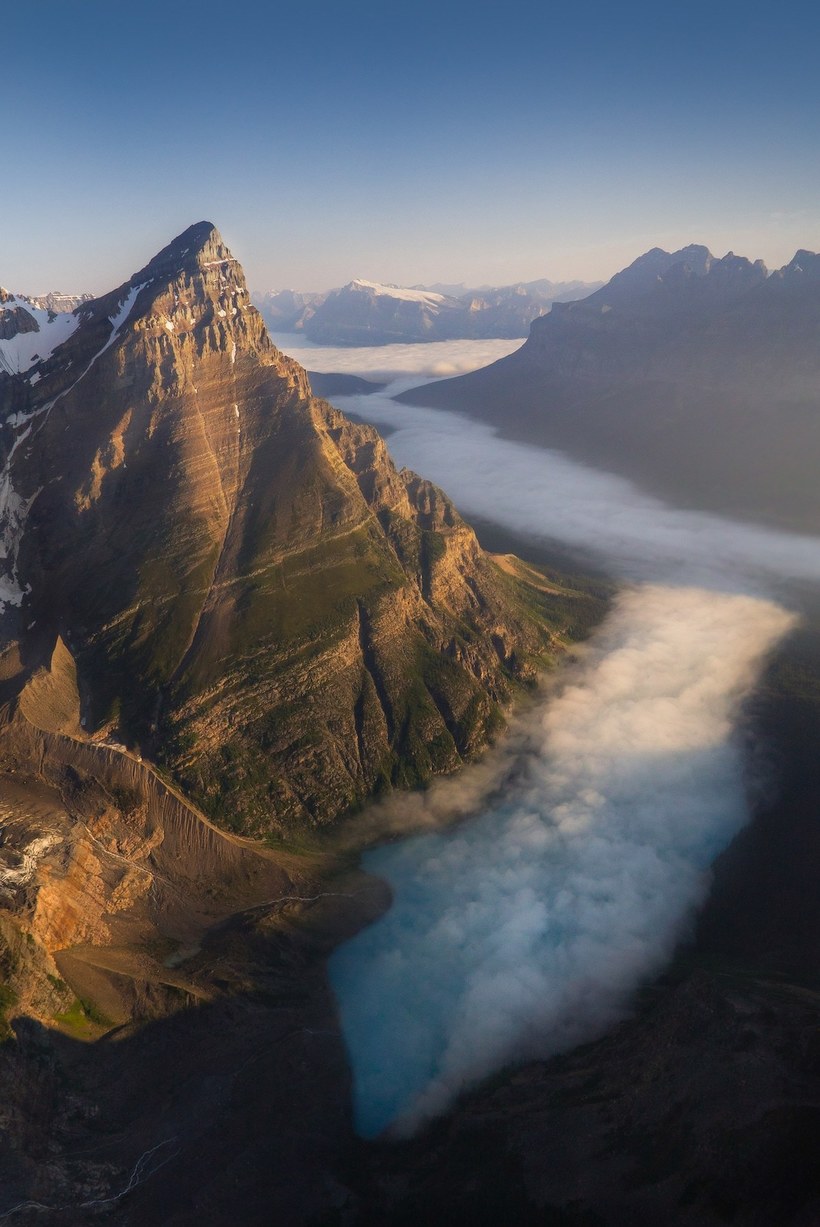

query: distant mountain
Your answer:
[0,288,88,376]
[25,290,92,313]
[399,244,820,530]
[252,275,601,344]
[0,288,91,374]
[298,279,464,344]
[250,286,326,331]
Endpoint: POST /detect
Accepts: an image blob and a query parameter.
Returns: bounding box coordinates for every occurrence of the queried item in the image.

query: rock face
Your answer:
[0,222,565,839]
[254,276,602,344]
[400,244,820,530]
[0,303,38,342]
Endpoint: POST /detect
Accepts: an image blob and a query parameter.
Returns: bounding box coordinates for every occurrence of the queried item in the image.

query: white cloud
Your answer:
[270,334,522,384]
[328,385,820,592]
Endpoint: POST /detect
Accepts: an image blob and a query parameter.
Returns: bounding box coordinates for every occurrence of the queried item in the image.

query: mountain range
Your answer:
[252,273,601,344]
[400,243,820,530]
[3,226,820,1224]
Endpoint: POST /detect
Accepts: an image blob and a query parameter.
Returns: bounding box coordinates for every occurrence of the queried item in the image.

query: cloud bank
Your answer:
[330,385,820,591]
[270,334,522,384]
[330,586,795,1137]
[270,332,820,587]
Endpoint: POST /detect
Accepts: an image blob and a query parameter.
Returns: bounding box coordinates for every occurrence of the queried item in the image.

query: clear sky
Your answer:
[4,0,820,295]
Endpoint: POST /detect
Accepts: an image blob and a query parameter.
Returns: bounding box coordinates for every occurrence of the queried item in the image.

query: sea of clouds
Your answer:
[268,333,523,384]
[332,586,795,1137]
[269,336,819,1137]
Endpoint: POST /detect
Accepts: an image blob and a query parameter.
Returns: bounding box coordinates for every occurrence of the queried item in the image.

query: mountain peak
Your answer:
[625,243,714,280]
[0,221,281,414]
[134,220,226,282]
[0,223,561,839]
[777,249,820,280]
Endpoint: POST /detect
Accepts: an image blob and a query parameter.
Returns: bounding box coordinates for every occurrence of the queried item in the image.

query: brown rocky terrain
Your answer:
[1,222,576,839]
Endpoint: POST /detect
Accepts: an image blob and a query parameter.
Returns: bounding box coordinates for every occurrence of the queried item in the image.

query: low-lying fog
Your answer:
[274,335,820,1138]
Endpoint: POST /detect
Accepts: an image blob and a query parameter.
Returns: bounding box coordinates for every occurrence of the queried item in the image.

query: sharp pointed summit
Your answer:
[0,223,567,837]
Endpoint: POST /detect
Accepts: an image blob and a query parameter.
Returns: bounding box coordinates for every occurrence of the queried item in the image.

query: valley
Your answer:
[8,3,820,1223]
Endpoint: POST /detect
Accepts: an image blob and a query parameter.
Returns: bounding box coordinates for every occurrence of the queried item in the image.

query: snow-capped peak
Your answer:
[347,279,449,306]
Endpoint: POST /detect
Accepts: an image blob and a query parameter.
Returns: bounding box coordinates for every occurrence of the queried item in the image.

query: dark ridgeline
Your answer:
[401,243,820,531]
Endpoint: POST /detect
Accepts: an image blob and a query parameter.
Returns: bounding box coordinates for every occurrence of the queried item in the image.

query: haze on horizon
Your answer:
[4,0,820,296]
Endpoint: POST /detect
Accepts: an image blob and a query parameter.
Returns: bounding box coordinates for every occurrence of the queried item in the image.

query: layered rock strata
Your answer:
[1,222,566,837]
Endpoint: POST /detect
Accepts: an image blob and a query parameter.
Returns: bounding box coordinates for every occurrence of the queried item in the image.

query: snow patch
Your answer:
[0,301,80,377]
[348,280,449,307]
[40,281,147,415]
[0,826,60,892]
[0,423,38,610]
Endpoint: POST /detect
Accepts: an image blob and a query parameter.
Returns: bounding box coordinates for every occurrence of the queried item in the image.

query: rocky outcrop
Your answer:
[0,304,38,342]
[0,634,295,955]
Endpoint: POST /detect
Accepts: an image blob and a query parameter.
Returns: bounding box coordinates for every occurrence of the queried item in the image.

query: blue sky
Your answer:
[4,0,820,293]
